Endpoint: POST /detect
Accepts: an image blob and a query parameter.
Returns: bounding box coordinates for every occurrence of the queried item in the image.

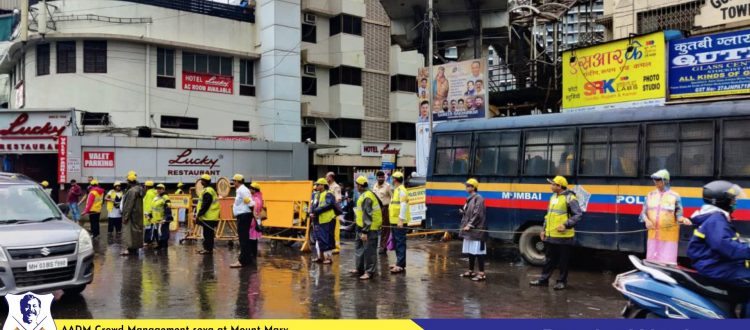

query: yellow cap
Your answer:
[392,171,404,179]
[127,171,137,181]
[41,180,49,187]
[177,182,184,187]
[156,183,166,189]
[90,179,99,186]
[315,178,328,186]
[250,182,261,190]
[114,181,122,186]
[200,174,212,181]
[233,174,244,181]
[355,176,368,186]
[547,176,568,188]
[466,178,479,188]
[145,180,154,187]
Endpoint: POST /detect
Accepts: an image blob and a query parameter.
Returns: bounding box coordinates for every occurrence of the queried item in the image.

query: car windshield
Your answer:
[0,184,62,222]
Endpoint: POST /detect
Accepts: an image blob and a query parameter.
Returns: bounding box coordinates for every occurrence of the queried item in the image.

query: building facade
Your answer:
[300,0,422,182]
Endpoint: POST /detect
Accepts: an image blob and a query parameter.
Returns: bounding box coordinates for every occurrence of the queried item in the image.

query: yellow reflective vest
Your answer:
[106,190,123,213]
[545,193,576,238]
[197,187,221,221]
[316,191,336,224]
[388,185,411,224]
[151,194,170,224]
[356,190,383,230]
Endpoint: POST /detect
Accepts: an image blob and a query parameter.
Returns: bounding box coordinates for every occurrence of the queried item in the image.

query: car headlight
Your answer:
[0,247,7,262]
[78,230,93,254]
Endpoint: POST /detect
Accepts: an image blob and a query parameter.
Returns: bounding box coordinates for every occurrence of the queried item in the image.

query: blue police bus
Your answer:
[425,100,750,265]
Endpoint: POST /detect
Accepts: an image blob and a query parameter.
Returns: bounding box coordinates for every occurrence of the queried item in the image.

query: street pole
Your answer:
[427,0,434,137]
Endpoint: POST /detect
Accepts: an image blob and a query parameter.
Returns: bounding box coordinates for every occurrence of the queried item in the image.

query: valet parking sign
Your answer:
[669,29,750,98]
[562,32,667,112]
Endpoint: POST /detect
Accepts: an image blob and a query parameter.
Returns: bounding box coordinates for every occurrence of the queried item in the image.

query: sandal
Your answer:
[390,266,405,274]
[471,273,486,281]
[197,250,212,255]
[359,273,372,280]
[460,271,476,278]
[322,259,332,264]
[349,269,361,275]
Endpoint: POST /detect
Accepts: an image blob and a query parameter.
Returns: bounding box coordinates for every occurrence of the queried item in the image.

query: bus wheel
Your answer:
[519,226,546,266]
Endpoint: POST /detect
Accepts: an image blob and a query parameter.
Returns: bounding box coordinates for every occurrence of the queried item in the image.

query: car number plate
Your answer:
[26,258,68,272]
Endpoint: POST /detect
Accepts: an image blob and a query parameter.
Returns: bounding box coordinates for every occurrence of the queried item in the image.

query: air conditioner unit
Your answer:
[304,64,316,76]
[304,13,316,24]
[302,117,316,127]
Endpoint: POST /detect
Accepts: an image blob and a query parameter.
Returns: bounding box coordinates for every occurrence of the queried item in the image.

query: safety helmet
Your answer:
[40,180,49,188]
[90,179,99,186]
[177,182,184,187]
[547,175,568,188]
[232,174,244,182]
[355,176,368,186]
[465,178,479,189]
[127,171,137,181]
[113,181,122,187]
[156,183,166,189]
[703,180,745,212]
[315,178,328,186]
[651,169,670,182]
[392,171,404,180]
[145,180,154,187]
[200,174,212,181]
[250,182,261,190]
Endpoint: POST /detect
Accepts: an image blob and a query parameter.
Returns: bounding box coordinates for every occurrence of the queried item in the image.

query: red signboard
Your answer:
[58,136,67,183]
[83,151,115,168]
[182,71,234,94]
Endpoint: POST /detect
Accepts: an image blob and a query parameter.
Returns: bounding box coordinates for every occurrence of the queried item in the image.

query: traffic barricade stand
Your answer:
[256,181,314,252]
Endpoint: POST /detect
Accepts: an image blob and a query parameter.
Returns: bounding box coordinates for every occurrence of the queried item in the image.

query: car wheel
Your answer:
[519,225,546,266]
[63,285,87,296]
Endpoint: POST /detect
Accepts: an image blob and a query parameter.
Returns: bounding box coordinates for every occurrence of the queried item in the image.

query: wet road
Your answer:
[2,230,629,319]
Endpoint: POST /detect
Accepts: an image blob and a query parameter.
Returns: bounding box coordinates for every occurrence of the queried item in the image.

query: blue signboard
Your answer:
[669,29,750,99]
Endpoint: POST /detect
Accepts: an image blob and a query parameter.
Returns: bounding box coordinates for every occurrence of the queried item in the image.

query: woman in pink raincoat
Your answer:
[248,182,264,257]
[640,169,692,265]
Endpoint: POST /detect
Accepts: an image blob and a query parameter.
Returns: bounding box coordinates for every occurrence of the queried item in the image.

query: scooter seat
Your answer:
[643,261,743,303]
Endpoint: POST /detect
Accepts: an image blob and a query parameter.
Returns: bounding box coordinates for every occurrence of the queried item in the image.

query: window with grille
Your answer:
[83,41,107,73]
[157,48,175,88]
[161,115,199,130]
[81,112,110,126]
[239,59,255,96]
[722,119,750,177]
[473,131,520,176]
[523,129,576,176]
[56,41,76,74]
[637,1,704,35]
[329,14,362,36]
[579,126,638,177]
[329,66,362,86]
[390,75,417,93]
[36,44,49,76]
[183,51,233,76]
[646,121,714,177]
[434,133,472,175]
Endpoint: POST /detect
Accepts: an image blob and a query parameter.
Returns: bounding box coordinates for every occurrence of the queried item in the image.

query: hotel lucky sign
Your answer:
[0,112,70,153]
[182,71,234,94]
[669,28,750,98]
[562,32,667,112]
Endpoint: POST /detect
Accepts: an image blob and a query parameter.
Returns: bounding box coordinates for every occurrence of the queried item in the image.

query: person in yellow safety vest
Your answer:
[326,172,343,254]
[82,179,105,239]
[350,175,383,280]
[388,171,410,274]
[640,169,692,265]
[148,184,172,249]
[105,181,124,238]
[196,174,221,254]
[530,176,583,290]
[311,178,336,264]
[175,182,185,195]
[143,180,157,226]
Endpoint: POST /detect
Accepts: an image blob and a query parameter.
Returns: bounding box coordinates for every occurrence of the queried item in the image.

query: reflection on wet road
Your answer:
[2,232,628,319]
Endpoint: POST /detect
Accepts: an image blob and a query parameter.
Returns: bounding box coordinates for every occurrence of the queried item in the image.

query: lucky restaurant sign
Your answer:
[0,111,71,153]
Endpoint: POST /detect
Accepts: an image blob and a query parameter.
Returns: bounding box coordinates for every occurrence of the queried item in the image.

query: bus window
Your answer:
[680,122,714,176]
[434,133,471,175]
[647,124,679,174]
[473,131,520,176]
[611,126,638,177]
[523,129,575,176]
[722,119,750,177]
[580,126,638,177]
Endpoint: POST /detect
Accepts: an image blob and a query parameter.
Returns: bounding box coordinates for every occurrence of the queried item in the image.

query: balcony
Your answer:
[122,0,255,22]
